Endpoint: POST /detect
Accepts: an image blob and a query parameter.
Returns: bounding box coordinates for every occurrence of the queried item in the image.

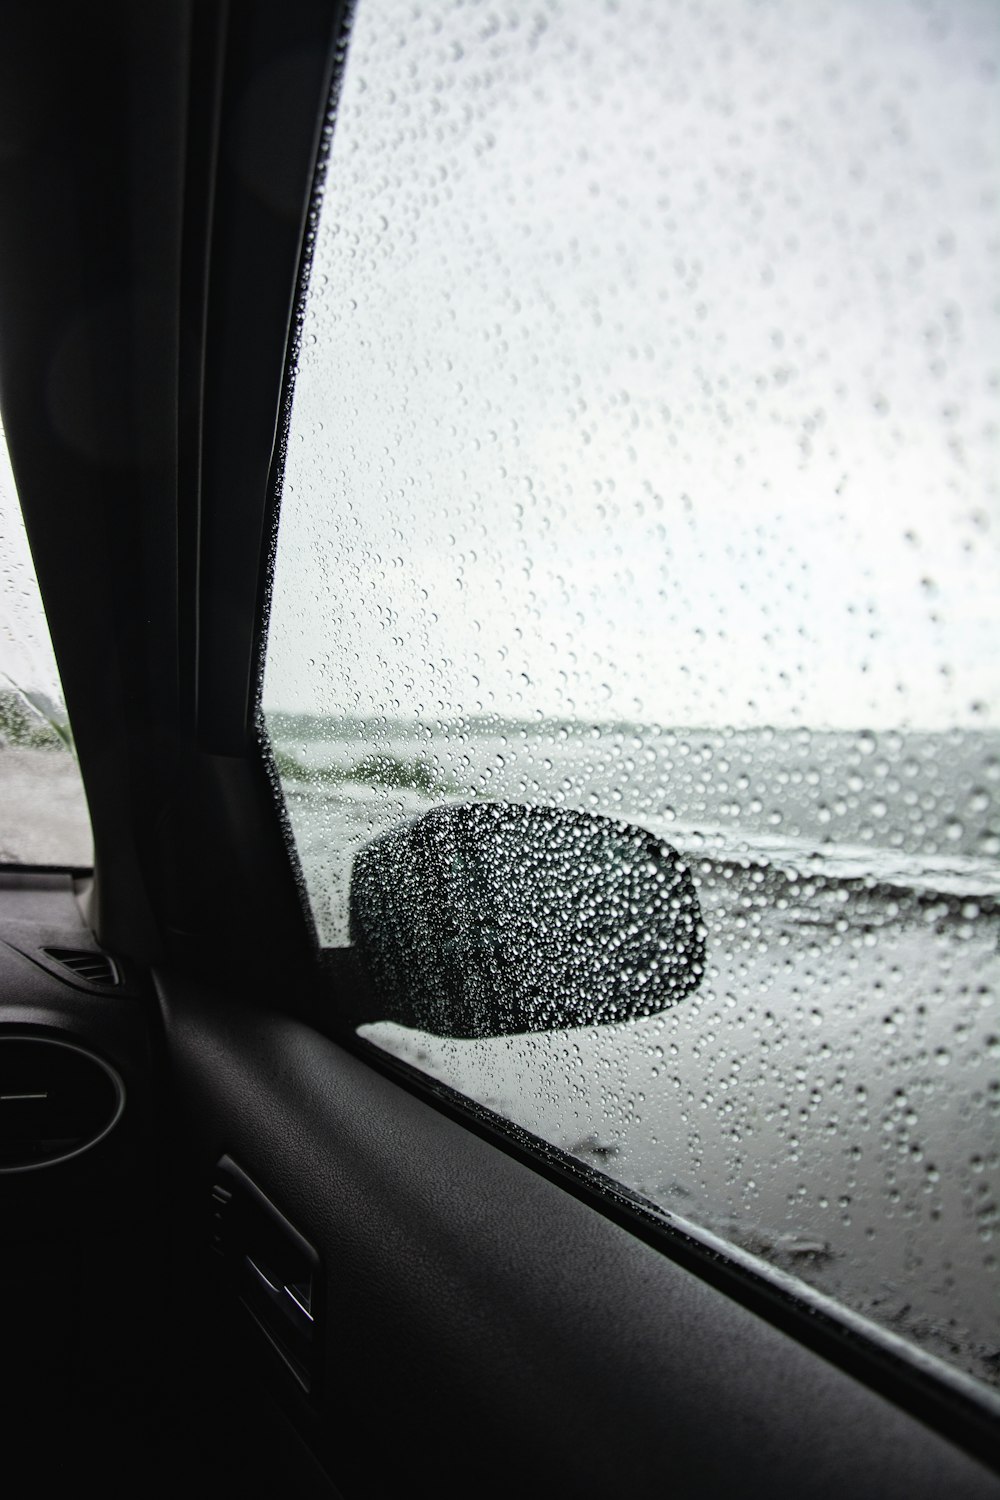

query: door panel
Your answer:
[158,968,1000,1499]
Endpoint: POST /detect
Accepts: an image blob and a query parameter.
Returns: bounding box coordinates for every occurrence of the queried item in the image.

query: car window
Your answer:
[261,0,999,1390]
[0,414,91,866]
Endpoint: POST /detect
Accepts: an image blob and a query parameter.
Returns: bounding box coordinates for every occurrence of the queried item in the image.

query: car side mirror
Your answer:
[349,801,705,1038]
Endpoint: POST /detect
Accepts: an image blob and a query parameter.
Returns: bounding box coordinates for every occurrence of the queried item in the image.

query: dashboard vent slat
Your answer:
[43,949,120,988]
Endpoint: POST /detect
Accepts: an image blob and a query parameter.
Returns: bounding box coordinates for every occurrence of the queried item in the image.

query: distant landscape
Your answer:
[266,709,1000,901]
[3,696,996,1383]
[0,687,90,864]
[0,684,71,751]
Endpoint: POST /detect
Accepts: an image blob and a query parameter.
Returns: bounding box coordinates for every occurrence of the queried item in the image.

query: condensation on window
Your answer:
[262,0,1000,1387]
[0,417,92,866]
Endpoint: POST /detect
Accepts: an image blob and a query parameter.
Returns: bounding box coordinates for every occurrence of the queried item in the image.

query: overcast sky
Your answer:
[2,0,997,732]
[261,0,999,731]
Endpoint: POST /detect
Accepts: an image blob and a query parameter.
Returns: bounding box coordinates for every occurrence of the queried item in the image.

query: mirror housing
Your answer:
[349,801,704,1038]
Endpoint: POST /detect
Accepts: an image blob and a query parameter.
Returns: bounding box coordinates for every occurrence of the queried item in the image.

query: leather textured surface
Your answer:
[158,971,1000,1499]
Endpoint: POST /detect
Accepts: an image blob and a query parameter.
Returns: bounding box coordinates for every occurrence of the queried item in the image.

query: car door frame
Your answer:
[0,1,997,1493]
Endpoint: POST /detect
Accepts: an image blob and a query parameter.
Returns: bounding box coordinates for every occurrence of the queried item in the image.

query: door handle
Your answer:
[210,1156,322,1394]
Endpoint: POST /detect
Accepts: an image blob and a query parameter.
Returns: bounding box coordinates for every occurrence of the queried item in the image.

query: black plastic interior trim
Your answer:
[339,1021,1000,1473]
[247,4,356,952]
[157,972,1000,1500]
[211,1153,323,1396]
[0,1,337,975]
[195,0,351,754]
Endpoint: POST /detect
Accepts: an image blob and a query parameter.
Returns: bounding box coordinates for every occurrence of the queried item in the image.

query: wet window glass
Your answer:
[262,0,1000,1388]
[0,414,91,866]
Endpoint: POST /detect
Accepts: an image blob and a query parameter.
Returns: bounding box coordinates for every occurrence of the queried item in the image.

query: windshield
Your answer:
[0,415,91,866]
[262,0,999,1390]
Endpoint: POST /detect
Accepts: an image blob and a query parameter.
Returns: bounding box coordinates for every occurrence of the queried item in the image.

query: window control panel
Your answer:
[210,1156,322,1395]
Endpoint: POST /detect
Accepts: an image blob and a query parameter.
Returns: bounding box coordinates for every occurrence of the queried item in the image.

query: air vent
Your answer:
[43,948,120,987]
[0,1035,125,1172]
